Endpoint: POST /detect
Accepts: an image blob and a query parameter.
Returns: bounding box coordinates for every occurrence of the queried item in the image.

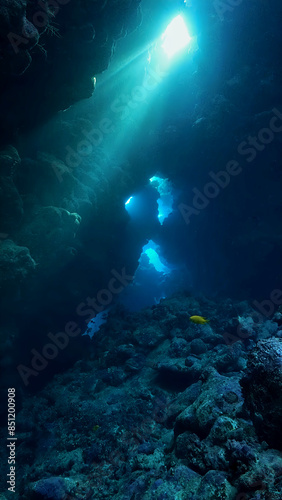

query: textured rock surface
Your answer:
[16,206,81,269]
[0,0,142,144]
[0,238,36,296]
[241,338,282,449]
[0,295,281,499]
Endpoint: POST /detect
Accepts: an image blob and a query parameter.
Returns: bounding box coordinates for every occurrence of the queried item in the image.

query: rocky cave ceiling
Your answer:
[0,0,142,144]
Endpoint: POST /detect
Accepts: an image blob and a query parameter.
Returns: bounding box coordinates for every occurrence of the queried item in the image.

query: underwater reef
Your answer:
[0,294,282,499]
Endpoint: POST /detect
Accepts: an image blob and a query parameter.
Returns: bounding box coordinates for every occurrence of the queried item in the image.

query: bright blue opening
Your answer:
[149,176,174,225]
[143,240,171,274]
[119,239,172,311]
[121,177,191,312]
[125,176,174,225]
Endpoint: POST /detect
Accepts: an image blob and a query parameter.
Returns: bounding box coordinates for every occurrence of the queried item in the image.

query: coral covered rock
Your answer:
[0,238,36,295]
[16,206,81,269]
[241,338,282,449]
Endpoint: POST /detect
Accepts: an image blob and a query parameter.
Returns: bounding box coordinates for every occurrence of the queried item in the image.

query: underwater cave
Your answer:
[0,0,282,498]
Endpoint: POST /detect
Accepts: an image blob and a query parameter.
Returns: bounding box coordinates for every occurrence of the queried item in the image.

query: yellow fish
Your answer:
[189,315,209,325]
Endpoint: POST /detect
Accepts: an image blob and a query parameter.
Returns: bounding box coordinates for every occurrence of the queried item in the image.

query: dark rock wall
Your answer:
[0,0,142,144]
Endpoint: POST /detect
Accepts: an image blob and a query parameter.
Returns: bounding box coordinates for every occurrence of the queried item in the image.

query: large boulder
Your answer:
[241,338,282,449]
[0,238,36,290]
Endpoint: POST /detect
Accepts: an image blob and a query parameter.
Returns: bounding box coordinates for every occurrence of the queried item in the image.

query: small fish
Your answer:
[92,425,100,432]
[189,315,210,325]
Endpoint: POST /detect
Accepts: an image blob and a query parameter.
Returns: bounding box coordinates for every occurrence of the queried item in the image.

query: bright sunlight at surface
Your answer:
[161,15,192,58]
